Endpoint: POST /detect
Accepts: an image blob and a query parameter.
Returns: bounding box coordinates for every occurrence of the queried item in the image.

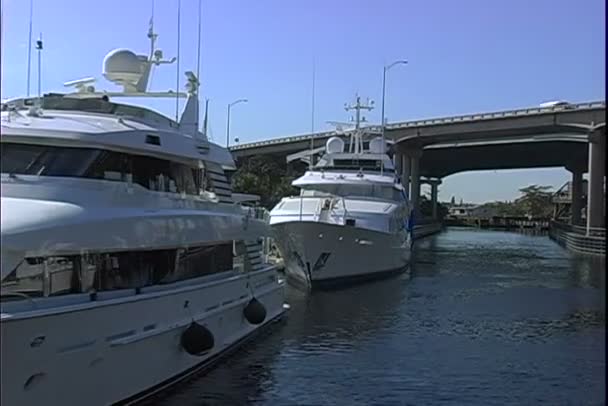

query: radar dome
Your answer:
[102,49,146,90]
[326,136,345,154]
[368,137,386,154]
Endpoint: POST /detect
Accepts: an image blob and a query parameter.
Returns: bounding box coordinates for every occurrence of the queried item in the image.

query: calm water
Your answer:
[154,228,606,405]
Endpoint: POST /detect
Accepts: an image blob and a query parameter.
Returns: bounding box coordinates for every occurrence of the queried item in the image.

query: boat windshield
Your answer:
[1,142,100,177]
[1,142,202,195]
[301,183,404,201]
[316,157,394,173]
[2,95,176,128]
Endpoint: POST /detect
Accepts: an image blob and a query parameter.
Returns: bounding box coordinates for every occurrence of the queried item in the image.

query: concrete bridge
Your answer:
[231,100,605,241]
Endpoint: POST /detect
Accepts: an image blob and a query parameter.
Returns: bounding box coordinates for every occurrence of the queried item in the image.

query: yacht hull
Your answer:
[0,268,286,406]
[272,221,410,290]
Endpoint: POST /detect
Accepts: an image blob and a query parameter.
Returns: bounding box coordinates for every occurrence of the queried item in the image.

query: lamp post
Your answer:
[226,98,248,148]
[380,60,407,174]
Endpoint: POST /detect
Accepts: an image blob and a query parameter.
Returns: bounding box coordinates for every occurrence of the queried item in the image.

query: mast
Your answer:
[344,95,374,154]
[26,0,34,97]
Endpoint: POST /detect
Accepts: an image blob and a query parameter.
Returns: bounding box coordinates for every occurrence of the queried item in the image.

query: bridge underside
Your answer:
[420,140,588,178]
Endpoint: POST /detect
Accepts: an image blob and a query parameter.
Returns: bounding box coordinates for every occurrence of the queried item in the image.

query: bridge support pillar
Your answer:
[430,180,440,220]
[394,152,402,178]
[410,153,421,218]
[586,129,606,233]
[401,154,411,197]
[566,164,584,226]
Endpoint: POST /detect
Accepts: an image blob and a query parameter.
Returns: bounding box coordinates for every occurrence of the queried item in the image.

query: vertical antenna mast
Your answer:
[26,0,34,96]
[36,32,43,101]
[1,2,4,93]
[144,0,157,89]
[301,58,316,221]
[309,58,316,170]
[148,0,157,58]
[195,0,203,136]
[175,0,182,123]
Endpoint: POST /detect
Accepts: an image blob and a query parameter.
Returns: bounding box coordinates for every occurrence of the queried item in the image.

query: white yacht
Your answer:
[0,27,286,406]
[269,96,412,289]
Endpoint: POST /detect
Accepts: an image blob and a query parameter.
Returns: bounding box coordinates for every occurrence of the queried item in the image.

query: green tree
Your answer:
[419,195,449,220]
[515,185,554,217]
[231,156,300,208]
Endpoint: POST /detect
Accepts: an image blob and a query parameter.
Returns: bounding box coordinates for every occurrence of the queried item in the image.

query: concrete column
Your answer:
[401,154,411,198]
[430,181,439,220]
[394,152,402,178]
[566,165,584,226]
[410,153,421,218]
[586,129,606,232]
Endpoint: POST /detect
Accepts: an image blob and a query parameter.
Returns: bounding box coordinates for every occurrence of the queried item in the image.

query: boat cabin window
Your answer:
[1,242,240,300]
[161,243,233,283]
[1,142,204,195]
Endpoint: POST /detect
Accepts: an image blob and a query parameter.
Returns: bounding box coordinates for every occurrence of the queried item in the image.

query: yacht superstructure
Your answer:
[269,96,412,289]
[0,26,286,405]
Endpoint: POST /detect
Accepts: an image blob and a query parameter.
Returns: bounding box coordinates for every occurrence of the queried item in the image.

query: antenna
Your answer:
[175,0,182,123]
[148,0,157,58]
[309,58,316,170]
[146,0,157,87]
[36,32,43,101]
[195,0,203,137]
[1,2,4,93]
[26,0,34,96]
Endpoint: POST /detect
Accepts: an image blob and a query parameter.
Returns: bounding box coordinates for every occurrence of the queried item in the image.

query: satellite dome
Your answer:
[102,48,146,90]
[326,136,345,154]
[368,137,386,154]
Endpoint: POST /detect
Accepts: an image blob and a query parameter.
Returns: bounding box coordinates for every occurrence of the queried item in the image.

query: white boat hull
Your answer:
[0,268,286,406]
[272,221,410,289]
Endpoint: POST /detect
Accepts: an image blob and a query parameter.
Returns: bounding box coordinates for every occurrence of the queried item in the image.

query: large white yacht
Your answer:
[0,26,286,405]
[269,96,412,289]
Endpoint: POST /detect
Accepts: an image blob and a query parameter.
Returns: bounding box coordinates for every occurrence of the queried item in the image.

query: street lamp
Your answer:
[226,98,248,148]
[380,60,407,174]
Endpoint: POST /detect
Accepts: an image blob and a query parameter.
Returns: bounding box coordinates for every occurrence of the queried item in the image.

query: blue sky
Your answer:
[1,0,605,203]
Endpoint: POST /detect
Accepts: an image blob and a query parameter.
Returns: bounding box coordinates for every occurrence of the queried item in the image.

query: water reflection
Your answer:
[282,275,410,350]
[145,323,286,406]
[159,228,605,405]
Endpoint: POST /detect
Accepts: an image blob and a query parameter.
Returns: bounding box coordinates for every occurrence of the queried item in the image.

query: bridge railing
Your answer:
[388,101,606,130]
[231,100,606,151]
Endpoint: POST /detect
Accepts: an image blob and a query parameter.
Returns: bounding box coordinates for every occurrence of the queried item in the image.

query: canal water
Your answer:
[155,228,606,405]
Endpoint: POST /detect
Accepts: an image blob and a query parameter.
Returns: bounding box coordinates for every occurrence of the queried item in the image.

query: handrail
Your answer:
[337,196,350,225]
[0,291,38,308]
